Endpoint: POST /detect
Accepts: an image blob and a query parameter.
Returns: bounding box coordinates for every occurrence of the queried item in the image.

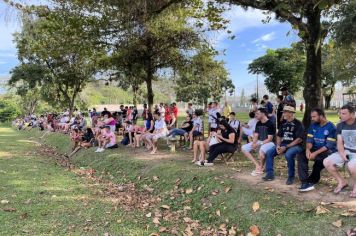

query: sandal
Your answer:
[334,184,348,194]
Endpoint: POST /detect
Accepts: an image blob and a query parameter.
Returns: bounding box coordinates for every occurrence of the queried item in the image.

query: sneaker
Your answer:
[204,162,214,167]
[98,148,105,153]
[262,174,275,181]
[95,148,101,153]
[195,161,203,166]
[299,183,308,190]
[251,170,263,176]
[299,183,315,192]
[286,177,295,185]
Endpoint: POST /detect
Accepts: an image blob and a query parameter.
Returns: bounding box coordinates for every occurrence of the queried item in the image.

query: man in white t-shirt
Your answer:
[146,111,168,154]
[241,111,258,142]
[189,112,203,149]
[208,102,219,134]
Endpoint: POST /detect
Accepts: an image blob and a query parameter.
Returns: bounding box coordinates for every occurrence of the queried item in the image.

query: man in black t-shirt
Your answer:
[263,106,304,185]
[241,108,276,176]
[276,95,284,129]
[167,114,193,144]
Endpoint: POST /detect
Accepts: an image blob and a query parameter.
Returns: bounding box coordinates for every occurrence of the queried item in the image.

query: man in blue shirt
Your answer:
[298,108,337,192]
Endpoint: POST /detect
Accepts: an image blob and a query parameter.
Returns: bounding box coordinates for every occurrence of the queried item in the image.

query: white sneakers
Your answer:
[95,148,105,153]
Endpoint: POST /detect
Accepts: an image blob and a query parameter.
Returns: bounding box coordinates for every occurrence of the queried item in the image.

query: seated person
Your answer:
[192,129,218,163]
[166,110,176,130]
[121,121,133,146]
[241,112,258,142]
[323,105,356,197]
[66,128,94,158]
[132,124,146,148]
[298,108,336,192]
[103,113,116,132]
[197,119,237,167]
[263,106,304,185]
[95,126,118,152]
[241,108,275,176]
[167,114,193,143]
[70,126,82,151]
[145,111,168,154]
[140,115,155,149]
[188,112,203,149]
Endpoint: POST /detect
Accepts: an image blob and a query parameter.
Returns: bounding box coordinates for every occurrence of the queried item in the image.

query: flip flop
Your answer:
[334,184,348,194]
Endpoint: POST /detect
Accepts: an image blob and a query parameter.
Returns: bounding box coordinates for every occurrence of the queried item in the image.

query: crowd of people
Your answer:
[12,86,356,198]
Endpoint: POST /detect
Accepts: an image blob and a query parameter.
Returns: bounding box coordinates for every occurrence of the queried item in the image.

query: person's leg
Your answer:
[323,152,348,193]
[193,141,200,162]
[241,142,261,172]
[347,157,356,197]
[264,147,278,179]
[188,131,194,149]
[297,152,310,184]
[145,134,153,149]
[207,143,222,163]
[199,141,206,161]
[284,145,303,180]
[307,152,329,184]
[259,142,275,172]
[68,146,81,158]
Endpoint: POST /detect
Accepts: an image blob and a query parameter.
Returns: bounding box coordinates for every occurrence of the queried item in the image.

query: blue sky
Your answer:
[0,3,300,95]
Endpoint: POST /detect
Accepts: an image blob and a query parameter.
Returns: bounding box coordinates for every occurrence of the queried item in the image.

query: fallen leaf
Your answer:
[228,226,237,236]
[183,217,192,223]
[332,219,342,228]
[211,189,220,196]
[160,205,170,210]
[149,234,160,236]
[3,207,16,212]
[1,200,9,204]
[185,188,193,194]
[320,201,331,206]
[153,217,160,225]
[249,225,260,236]
[316,206,331,215]
[252,202,260,212]
[175,178,181,186]
[20,213,28,219]
[146,212,152,218]
[340,209,356,217]
[153,176,159,181]
[225,187,231,193]
[216,209,221,216]
[159,227,167,233]
[116,219,122,223]
[104,233,109,236]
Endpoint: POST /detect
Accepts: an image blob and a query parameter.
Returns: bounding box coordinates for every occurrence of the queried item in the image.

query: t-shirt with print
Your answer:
[208,108,218,128]
[229,119,240,133]
[155,118,167,131]
[193,117,203,132]
[336,119,356,153]
[307,121,337,152]
[254,120,275,141]
[278,119,304,145]
[182,121,193,132]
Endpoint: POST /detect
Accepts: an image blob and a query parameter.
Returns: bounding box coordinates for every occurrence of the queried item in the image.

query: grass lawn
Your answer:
[1,121,355,235]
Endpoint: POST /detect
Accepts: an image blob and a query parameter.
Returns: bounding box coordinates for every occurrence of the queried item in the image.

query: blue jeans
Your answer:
[265,145,304,178]
[168,128,187,137]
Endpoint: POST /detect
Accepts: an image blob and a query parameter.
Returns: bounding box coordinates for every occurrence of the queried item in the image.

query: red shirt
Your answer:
[173,106,178,118]
[165,107,171,122]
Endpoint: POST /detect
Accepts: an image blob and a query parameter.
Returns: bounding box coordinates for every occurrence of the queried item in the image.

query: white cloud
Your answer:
[0,61,7,64]
[252,32,276,43]
[240,60,252,65]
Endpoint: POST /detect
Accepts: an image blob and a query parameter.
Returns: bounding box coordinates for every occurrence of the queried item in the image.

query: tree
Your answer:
[248,44,305,95]
[175,48,234,106]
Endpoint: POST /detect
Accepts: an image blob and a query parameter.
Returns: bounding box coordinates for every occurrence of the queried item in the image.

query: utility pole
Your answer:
[256,74,259,101]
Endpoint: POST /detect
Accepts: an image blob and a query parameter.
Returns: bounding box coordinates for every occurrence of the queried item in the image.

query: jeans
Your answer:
[297,150,330,184]
[265,145,304,178]
[168,128,187,137]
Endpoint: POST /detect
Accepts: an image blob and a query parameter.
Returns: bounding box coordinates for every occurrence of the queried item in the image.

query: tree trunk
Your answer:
[146,71,154,110]
[132,85,138,106]
[302,8,323,129]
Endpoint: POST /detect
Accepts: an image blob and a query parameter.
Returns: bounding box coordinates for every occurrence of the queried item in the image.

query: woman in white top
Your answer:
[146,111,168,154]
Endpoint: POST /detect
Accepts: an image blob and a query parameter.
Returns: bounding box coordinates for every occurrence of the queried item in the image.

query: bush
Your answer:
[0,98,21,122]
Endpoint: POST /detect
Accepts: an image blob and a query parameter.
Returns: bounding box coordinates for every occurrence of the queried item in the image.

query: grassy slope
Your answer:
[8,126,352,235]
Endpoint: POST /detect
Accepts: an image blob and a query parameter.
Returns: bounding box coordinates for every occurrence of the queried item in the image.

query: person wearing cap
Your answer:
[297,108,337,192]
[263,106,304,185]
[323,104,356,197]
[242,108,276,176]
[281,86,296,108]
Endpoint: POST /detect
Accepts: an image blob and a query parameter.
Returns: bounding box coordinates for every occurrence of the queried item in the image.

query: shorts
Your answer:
[242,141,275,155]
[325,151,356,168]
[153,132,167,140]
[193,131,202,137]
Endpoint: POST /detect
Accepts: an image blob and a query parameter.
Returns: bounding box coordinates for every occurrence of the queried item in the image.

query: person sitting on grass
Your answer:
[262,106,304,185]
[196,119,237,167]
[66,128,94,158]
[241,111,258,143]
[95,126,118,153]
[167,114,193,143]
[188,111,203,149]
[146,111,168,154]
[241,108,276,176]
[70,126,82,151]
[323,104,356,197]
[298,108,336,192]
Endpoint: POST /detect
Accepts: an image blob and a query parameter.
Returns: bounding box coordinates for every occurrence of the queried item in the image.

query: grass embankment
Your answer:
[1,123,354,235]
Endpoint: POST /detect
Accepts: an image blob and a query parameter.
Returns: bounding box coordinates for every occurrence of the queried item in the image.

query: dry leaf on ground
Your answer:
[252,202,260,212]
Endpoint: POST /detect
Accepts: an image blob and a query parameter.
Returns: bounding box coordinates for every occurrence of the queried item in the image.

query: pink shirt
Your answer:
[106,131,116,146]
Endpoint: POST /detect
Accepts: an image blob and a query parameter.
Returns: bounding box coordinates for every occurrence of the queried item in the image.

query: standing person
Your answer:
[298,108,337,192]
[132,106,138,122]
[164,104,171,125]
[223,101,232,119]
[281,86,296,108]
[300,102,304,112]
[250,98,258,112]
[142,104,149,128]
[263,106,304,185]
[323,105,356,197]
[101,107,110,117]
[188,112,203,149]
[276,95,284,129]
[172,102,179,128]
[186,103,195,116]
[208,102,219,134]
[241,108,276,176]
[263,94,276,127]
[159,103,165,118]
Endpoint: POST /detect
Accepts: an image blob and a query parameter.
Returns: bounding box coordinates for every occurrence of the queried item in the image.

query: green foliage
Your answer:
[0,97,21,122]
[248,44,305,95]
